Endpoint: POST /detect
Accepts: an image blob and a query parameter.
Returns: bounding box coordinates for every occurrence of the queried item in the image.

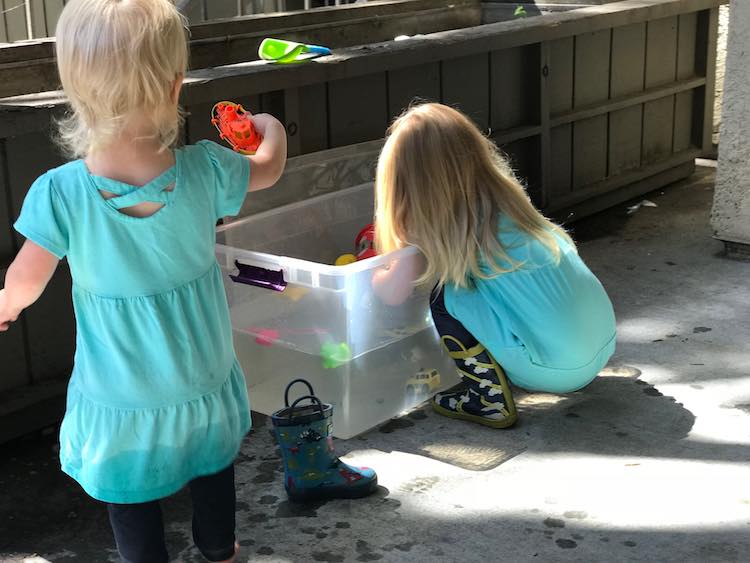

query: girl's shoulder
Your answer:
[30,159,89,204]
[178,140,233,164]
[177,140,248,181]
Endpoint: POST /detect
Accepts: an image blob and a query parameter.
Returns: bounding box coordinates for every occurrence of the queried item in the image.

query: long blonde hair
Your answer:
[55,0,189,157]
[375,103,574,289]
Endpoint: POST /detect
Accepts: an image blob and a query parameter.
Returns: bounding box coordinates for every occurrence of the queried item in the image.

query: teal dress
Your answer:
[14,141,252,503]
[445,215,616,393]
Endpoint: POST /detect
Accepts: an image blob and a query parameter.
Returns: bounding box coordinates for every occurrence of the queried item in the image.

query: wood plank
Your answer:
[574,29,611,107]
[284,83,328,157]
[4,0,29,42]
[185,101,217,145]
[550,159,695,221]
[0,37,54,64]
[44,0,64,36]
[491,124,542,146]
[0,0,480,63]
[642,96,675,164]
[610,23,646,97]
[573,115,607,187]
[677,12,698,79]
[0,267,29,391]
[548,37,574,115]
[442,53,490,131]
[190,4,480,70]
[539,41,551,208]
[29,0,47,38]
[550,124,572,198]
[189,0,479,40]
[0,58,60,98]
[673,89,694,152]
[328,73,388,148]
[0,0,479,98]
[553,151,697,211]
[387,63,440,121]
[645,16,678,88]
[24,265,74,382]
[207,1,238,20]
[551,76,704,128]
[283,87,302,158]
[490,45,539,131]
[0,0,725,118]
[608,105,642,176]
[260,90,285,123]
[181,0,205,24]
[502,136,541,205]
[6,131,65,250]
[0,376,67,444]
[0,9,7,43]
[0,139,14,265]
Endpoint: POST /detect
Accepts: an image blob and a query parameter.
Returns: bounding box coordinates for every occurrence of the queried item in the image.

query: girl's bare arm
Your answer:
[371,252,425,307]
[0,241,59,331]
[247,113,288,192]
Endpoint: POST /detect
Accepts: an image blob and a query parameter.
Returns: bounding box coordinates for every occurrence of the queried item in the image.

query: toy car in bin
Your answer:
[406,369,442,399]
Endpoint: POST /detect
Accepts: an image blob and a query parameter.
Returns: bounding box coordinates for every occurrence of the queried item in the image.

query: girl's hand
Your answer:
[0,289,20,331]
[1,241,59,332]
[249,113,279,137]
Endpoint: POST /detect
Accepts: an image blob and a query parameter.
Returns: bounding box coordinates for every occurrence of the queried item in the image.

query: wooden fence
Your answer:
[0,0,723,442]
[0,0,352,42]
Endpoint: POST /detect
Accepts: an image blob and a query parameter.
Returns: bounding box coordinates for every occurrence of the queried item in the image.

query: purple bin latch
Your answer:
[230,261,287,292]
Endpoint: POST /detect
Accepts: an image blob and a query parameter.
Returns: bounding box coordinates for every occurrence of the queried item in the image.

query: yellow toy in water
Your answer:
[335,254,357,266]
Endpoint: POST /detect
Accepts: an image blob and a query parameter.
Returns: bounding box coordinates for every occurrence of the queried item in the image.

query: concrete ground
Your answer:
[1,164,749,563]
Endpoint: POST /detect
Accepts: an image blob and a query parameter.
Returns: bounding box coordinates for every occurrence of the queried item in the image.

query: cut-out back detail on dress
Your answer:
[92,166,177,218]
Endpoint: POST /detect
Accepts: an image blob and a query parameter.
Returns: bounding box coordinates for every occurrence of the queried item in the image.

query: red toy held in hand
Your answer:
[211,101,263,155]
[355,224,377,261]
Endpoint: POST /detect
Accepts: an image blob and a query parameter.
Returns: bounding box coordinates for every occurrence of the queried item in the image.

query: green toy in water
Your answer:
[259,38,331,64]
[320,342,352,369]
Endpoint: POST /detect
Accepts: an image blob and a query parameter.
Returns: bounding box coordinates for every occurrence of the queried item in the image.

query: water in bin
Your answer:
[216,183,459,438]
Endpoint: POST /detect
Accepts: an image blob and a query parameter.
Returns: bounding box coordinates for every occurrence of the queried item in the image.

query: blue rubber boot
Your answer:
[272,380,378,502]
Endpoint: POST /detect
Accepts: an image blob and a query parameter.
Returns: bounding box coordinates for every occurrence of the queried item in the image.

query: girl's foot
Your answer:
[435,336,518,428]
[432,387,517,428]
[214,542,240,563]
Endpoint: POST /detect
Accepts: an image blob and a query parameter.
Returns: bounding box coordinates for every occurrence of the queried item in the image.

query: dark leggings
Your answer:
[430,285,479,348]
[107,464,236,563]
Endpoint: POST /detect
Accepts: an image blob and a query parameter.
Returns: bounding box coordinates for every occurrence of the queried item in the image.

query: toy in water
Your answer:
[259,37,332,64]
[356,224,377,260]
[320,342,352,369]
[334,253,357,266]
[334,224,378,266]
[243,326,328,348]
[272,379,378,501]
[406,368,441,398]
[277,285,309,302]
[211,101,263,155]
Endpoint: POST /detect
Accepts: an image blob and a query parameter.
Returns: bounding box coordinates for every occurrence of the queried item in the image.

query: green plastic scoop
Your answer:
[258,37,332,64]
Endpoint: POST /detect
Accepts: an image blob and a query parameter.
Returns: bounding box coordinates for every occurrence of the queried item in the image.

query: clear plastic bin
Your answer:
[215,183,459,438]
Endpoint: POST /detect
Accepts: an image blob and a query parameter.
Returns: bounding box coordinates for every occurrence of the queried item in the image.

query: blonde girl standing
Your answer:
[375,103,616,428]
[0,1,287,561]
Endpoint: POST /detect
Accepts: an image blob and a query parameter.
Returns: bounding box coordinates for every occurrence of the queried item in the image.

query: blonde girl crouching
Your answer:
[375,103,616,428]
